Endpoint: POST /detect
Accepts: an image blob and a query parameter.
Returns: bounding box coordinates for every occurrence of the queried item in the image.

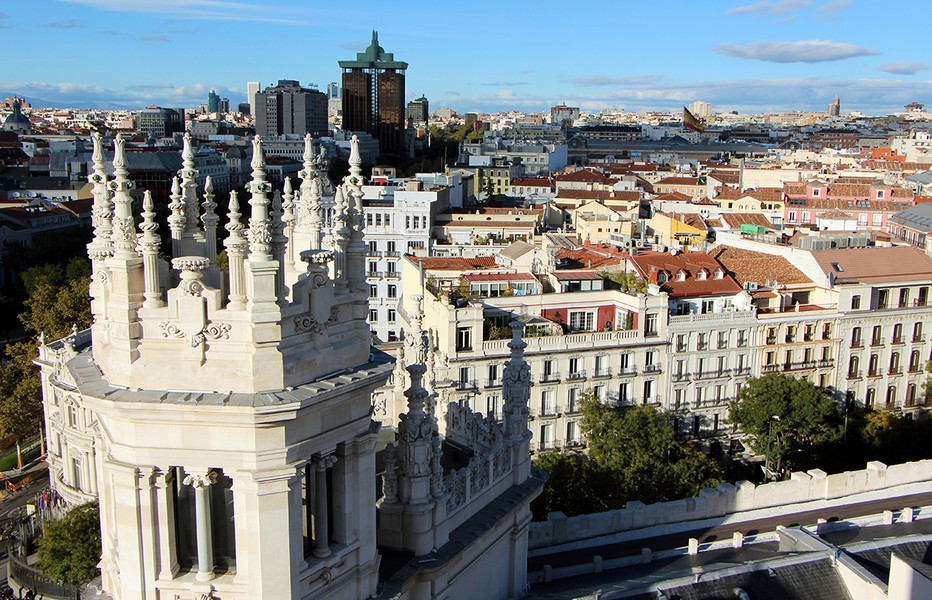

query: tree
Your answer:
[0,259,92,461]
[729,374,842,475]
[581,396,722,504]
[599,271,648,295]
[37,501,101,586]
[530,450,616,519]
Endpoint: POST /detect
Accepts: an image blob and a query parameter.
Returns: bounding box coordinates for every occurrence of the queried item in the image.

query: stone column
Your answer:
[312,454,337,558]
[184,470,218,581]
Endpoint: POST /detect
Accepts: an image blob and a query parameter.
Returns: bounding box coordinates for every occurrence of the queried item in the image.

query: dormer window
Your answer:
[697,269,708,281]
[812,188,821,197]
[876,189,884,199]
[714,268,724,279]
[657,271,668,284]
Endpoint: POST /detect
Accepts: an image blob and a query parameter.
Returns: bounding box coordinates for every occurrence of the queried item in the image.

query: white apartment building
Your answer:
[363,178,451,342]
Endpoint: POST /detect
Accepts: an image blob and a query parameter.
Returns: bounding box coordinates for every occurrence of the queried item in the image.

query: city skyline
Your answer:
[1,0,930,115]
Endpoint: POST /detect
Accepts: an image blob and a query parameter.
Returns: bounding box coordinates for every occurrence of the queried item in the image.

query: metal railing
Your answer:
[9,553,81,599]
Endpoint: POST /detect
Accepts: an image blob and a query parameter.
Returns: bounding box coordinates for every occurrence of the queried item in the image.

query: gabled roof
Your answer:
[499,240,535,260]
[655,176,702,186]
[627,250,742,297]
[719,213,772,229]
[555,247,623,270]
[554,168,608,183]
[653,192,691,202]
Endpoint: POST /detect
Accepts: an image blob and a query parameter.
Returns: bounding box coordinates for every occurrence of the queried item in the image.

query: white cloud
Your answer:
[59,0,309,25]
[442,76,932,116]
[0,81,243,109]
[716,39,878,63]
[878,62,932,75]
[726,0,809,16]
[569,76,663,87]
[817,0,852,20]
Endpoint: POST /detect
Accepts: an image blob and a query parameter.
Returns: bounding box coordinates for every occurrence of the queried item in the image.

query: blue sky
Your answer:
[1,0,930,114]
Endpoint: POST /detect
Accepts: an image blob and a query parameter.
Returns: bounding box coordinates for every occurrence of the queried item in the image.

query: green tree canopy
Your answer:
[37,501,101,586]
[582,397,722,504]
[532,393,722,518]
[0,258,92,442]
[729,373,842,475]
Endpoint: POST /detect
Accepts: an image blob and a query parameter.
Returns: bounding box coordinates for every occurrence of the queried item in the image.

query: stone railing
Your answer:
[668,310,755,326]
[529,459,932,550]
[445,402,504,453]
[482,329,641,355]
[443,445,514,531]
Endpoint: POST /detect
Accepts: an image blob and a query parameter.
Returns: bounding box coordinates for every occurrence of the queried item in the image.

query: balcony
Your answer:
[697,342,709,351]
[737,339,748,348]
[734,367,752,376]
[786,360,817,371]
[766,337,777,345]
[592,367,613,379]
[566,370,587,381]
[818,359,835,368]
[892,336,905,345]
[913,335,926,344]
[643,364,662,374]
[539,372,561,383]
[384,271,401,279]
[889,367,902,376]
[675,344,688,353]
[384,250,401,257]
[485,378,502,388]
[851,339,863,349]
[847,370,862,380]
[909,364,923,374]
[455,379,477,391]
[763,364,781,373]
[871,337,885,347]
[867,369,883,378]
[618,366,638,376]
[671,372,691,382]
[717,342,728,350]
[643,395,661,405]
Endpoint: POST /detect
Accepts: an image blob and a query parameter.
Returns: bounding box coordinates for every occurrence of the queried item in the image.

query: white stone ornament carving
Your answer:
[183,470,218,489]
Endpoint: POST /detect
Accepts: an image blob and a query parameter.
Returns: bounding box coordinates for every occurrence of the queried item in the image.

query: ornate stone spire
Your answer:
[201,176,219,267]
[397,364,436,481]
[297,134,324,253]
[501,321,531,443]
[223,191,247,310]
[247,135,273,261]
[281,176,296,271]
[167,176,184,259]
[270,189,287,303]
[180,132,201,235]
[109,133,137,259]
[328,185,350,286]
[87,132,113,261]
[138,190,163,308]
[344,135,367,293]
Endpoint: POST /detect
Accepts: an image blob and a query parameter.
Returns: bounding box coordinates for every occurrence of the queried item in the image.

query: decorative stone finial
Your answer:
[109,134,137,258]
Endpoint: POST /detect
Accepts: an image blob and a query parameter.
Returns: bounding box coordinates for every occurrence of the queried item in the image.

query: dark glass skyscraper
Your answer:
[339,31,407,154]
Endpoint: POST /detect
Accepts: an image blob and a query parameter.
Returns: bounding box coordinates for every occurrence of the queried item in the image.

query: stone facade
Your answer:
[40,132,543,600]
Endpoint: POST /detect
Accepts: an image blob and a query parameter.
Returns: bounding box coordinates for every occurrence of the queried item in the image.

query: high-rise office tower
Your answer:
[255,79,328,137]
[208,90,220,113]
[828,97,841,116]
[406,95,429,124]
[339,31,407,154]
[326,81,340,99]
[247,80,260,118]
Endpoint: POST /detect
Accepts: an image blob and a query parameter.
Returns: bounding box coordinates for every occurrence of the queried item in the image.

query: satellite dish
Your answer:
[670,248,678,256]
[610,213,620,222]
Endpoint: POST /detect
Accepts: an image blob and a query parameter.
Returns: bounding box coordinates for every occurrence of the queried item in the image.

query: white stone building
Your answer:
[39,133,543,600]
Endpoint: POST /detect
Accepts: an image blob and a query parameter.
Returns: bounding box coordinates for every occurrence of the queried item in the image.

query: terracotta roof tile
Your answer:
[627,250,742,298]
[811,246,932,283]
[709,245,812,286]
